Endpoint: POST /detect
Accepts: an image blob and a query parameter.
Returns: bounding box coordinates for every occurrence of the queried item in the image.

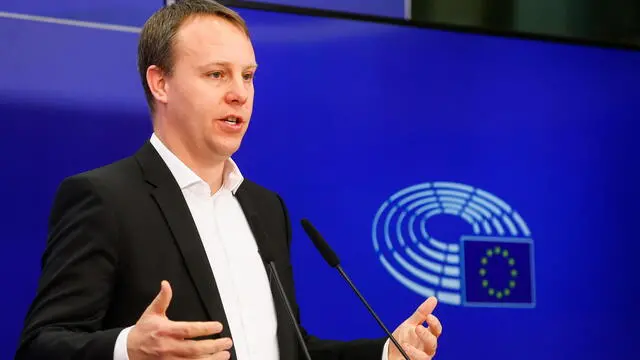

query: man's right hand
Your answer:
[127,280,232,359]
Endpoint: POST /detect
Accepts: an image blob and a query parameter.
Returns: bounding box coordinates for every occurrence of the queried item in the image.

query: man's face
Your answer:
[162,15,256,162]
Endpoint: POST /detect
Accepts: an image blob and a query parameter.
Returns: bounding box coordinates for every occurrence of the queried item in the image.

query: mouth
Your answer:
[219,115,244,125]
[217,114,246,133]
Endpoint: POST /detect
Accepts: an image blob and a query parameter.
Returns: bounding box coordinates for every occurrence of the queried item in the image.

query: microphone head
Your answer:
[300,219,340,267]
[249,214,275,263]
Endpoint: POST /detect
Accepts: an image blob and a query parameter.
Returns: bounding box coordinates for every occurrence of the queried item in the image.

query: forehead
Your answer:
[173,15,255,65]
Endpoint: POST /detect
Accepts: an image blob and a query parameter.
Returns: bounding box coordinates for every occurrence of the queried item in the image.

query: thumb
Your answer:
[145,280,172,316]
[406,296,438,325]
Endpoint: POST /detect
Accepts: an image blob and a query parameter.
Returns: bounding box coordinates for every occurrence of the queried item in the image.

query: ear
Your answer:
[146,65,169,106]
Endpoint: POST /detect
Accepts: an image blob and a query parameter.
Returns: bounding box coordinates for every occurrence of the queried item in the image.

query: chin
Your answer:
[211,141,242,158]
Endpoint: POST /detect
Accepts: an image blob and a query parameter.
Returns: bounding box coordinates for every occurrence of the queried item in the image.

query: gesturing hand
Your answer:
[388,297,443,360]
[128,281,233,359]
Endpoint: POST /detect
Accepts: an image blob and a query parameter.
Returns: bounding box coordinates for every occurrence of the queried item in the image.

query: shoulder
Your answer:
[51,154,143,215]
[70,155,141,191]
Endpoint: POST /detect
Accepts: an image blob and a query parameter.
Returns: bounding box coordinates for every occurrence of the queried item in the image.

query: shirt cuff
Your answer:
[113,325,134,360]
[381,338,390,360]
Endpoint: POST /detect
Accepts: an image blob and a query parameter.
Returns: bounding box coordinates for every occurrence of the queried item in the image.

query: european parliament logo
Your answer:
[372,182,535,308]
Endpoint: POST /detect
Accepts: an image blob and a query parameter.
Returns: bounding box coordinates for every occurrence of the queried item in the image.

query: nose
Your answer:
[225,76,248,105]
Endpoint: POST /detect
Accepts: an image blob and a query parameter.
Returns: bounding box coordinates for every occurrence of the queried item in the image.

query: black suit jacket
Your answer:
[15,142,386,360]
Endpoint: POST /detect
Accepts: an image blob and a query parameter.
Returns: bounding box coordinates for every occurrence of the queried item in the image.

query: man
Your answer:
[15,1,443,359]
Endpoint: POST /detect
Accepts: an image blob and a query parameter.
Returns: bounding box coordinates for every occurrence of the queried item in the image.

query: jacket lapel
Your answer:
[234,185,297,360]
[134,142,238,359]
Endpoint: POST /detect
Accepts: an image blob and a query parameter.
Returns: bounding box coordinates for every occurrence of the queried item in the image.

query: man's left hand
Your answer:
[388,296,442,360]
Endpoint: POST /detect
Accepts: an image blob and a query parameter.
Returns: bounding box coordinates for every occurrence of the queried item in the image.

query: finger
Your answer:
[191,352,230,360]
[186,353,229,360]
[162,320,224,339]
[406,296,438,325]
[426,314,443,338]
[180,337,233,357]
[415,325,438,356]
[211,350,231,360]
[402,342,430,360]
[145,280,172,315]
[158,337,233,358]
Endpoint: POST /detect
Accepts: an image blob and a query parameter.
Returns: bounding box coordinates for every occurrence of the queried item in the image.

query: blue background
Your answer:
[237,0,405,18]
[2,1,640,359]
[0,0,157,26]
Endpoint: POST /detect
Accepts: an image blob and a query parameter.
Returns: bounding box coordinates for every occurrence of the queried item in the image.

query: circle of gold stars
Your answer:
[479,245,517,299]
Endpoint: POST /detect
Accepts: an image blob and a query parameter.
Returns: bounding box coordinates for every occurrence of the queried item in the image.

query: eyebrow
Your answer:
[199,61,258,70]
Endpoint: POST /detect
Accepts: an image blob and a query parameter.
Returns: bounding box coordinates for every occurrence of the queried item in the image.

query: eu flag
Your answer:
[461,236,535,307]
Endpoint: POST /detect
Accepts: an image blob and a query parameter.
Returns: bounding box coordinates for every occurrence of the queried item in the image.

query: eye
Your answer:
[209,71,223,79]
[243,72,254,81]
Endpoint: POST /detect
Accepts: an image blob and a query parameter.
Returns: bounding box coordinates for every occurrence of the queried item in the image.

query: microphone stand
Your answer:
[266,260,313,360]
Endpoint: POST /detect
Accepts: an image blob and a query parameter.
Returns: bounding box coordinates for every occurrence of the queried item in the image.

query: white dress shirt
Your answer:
[113,134,391,359]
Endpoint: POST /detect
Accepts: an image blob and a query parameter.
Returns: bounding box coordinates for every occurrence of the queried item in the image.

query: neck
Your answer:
[154,128,227,194]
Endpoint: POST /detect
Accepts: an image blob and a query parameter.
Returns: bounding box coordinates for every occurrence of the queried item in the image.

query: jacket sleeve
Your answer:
[15,175,124,360]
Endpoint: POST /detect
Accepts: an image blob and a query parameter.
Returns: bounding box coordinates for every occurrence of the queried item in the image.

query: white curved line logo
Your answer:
[372,181,535,307]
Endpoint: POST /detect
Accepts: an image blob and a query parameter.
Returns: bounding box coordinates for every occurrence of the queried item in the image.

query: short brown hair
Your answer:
[137,0,250,112]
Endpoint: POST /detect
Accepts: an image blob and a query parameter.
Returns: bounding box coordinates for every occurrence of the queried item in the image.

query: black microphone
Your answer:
[250,216,313,360]
[300,219,410,360]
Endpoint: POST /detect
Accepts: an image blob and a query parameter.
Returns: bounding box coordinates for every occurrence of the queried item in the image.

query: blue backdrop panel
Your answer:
[0,15,151,359]
[1,5,639,360]
[242,0,406,18]
[0,0,161,26]
[237,10,640,360]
